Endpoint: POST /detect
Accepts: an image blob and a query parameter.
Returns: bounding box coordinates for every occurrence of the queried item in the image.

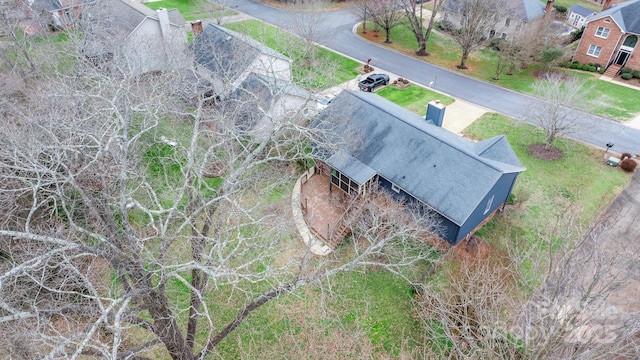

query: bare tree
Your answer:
[529,73,592,150]
[402,0,447,56]
[351,0,371,34]
[441,0,506,69]
[283,0,330,66]
[0,0,47,84]
[415,203,640,359]
[367,0,404,44]
[0,13,441,360]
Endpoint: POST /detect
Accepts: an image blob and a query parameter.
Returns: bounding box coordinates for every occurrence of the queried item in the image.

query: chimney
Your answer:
[545,0,554,15]
[156,8,171,40]
[191,20,203,37]
[425,100,445,127]
[602,0,614,10]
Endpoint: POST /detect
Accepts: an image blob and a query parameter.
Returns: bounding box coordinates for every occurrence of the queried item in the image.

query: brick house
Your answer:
[573,0,640,76]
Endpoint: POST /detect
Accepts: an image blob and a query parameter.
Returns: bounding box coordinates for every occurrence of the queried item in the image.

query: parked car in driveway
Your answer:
[358,73,390,92]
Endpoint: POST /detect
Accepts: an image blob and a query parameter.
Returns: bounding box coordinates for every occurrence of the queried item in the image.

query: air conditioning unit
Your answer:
[606,156,621,167]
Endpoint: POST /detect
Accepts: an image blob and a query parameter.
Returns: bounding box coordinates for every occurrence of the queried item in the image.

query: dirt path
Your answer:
[584,169,640,314]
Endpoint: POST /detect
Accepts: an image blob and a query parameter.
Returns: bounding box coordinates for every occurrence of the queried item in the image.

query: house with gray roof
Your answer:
[309,90,525,245]
[81,0,186,74]
[29,0,94,30]
[220,72,315,140]
[573,0,640,75]
[567,4,596,28]
[440,0,550,40]
[190,23,292,98]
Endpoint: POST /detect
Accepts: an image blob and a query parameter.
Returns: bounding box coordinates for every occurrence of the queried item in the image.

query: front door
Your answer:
[615,50,631,66]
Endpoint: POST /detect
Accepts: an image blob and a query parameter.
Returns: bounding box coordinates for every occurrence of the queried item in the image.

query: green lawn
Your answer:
[464,113,630,253]
[224,20,360,89]
[376,84,454,116]
[144,0,235,21]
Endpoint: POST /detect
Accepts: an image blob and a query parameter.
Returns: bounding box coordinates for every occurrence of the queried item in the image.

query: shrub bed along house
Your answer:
[563,61,599,73]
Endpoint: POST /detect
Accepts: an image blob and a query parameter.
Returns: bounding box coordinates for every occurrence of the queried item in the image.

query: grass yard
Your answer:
[464,113,630,255]
[144,0,235,21]
[224,20,360,89]
[376,84,454,116]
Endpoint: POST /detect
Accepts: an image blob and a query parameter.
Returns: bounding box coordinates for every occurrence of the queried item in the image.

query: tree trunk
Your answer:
[458,49,470,69]
[384,26,391,43]
[415,37,428,56]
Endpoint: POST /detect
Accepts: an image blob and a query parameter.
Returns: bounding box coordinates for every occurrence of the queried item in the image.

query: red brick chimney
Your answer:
[603,0,614,10]
[545,0,554,14]
[191,20,203,37]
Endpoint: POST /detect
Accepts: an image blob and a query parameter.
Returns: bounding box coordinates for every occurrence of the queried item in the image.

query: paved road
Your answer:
[227,0,640,155]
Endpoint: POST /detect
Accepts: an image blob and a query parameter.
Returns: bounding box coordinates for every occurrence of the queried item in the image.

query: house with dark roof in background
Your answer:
[220,72,316,140]
[308,90,525,246]
[567,4,597,28]
[440,0,552,40]
[190,22,293,98]
[29,0,93,30]
[81,0,186,74]
[573,0,640,77]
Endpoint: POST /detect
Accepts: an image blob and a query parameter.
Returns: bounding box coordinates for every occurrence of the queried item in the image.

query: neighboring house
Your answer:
[440,0,550,40]
[567,4,597,28]
[29,0,92,29]
[222,72,315,140]
[82,0,187,74]
[573,0,640,74]
[190,23,293,98]
[310,90,525,246]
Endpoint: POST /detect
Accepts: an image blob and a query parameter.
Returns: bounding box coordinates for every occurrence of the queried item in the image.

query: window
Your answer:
[587,44,602,57]
[391,183,400,193]
[604,19,611,23]
[595,26,610,38]
[505,17,510,27]
[501,32,507,39]
[483,195,494,215]
[489,29,496,38]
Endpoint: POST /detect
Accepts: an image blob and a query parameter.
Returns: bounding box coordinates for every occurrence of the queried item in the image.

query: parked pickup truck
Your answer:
[358,73,390,92]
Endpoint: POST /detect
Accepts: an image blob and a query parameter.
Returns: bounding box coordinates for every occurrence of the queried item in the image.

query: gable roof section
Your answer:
[569,4,596,17]
[192,24,290,83]
[105,0,155,35]
[587,0,640,33]
[311,90,525,226]
[518,0,546,21]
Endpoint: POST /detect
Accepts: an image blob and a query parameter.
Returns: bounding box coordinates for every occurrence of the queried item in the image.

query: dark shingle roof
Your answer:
[311,90,525,226]
[588,0,640,33]
[569,4,596,17]
[192,24,291,83]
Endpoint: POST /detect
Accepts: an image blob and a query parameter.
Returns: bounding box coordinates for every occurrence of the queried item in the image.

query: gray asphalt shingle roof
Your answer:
[587,0,640,33]
[569,4,596,17]
[192,24,290,82]
[311,90,525,226]
[519,0,546,21]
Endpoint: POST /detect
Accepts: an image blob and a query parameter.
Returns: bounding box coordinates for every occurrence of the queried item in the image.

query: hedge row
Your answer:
[560,61,604,74]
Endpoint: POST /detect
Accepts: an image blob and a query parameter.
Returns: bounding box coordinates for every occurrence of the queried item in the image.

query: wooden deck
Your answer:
[300,174,353,248]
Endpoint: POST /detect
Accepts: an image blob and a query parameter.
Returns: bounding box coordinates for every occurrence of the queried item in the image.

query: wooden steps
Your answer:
[604,64,622,78]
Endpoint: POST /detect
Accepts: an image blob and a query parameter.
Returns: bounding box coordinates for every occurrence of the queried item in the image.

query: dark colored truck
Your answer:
[358,73,390,92]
